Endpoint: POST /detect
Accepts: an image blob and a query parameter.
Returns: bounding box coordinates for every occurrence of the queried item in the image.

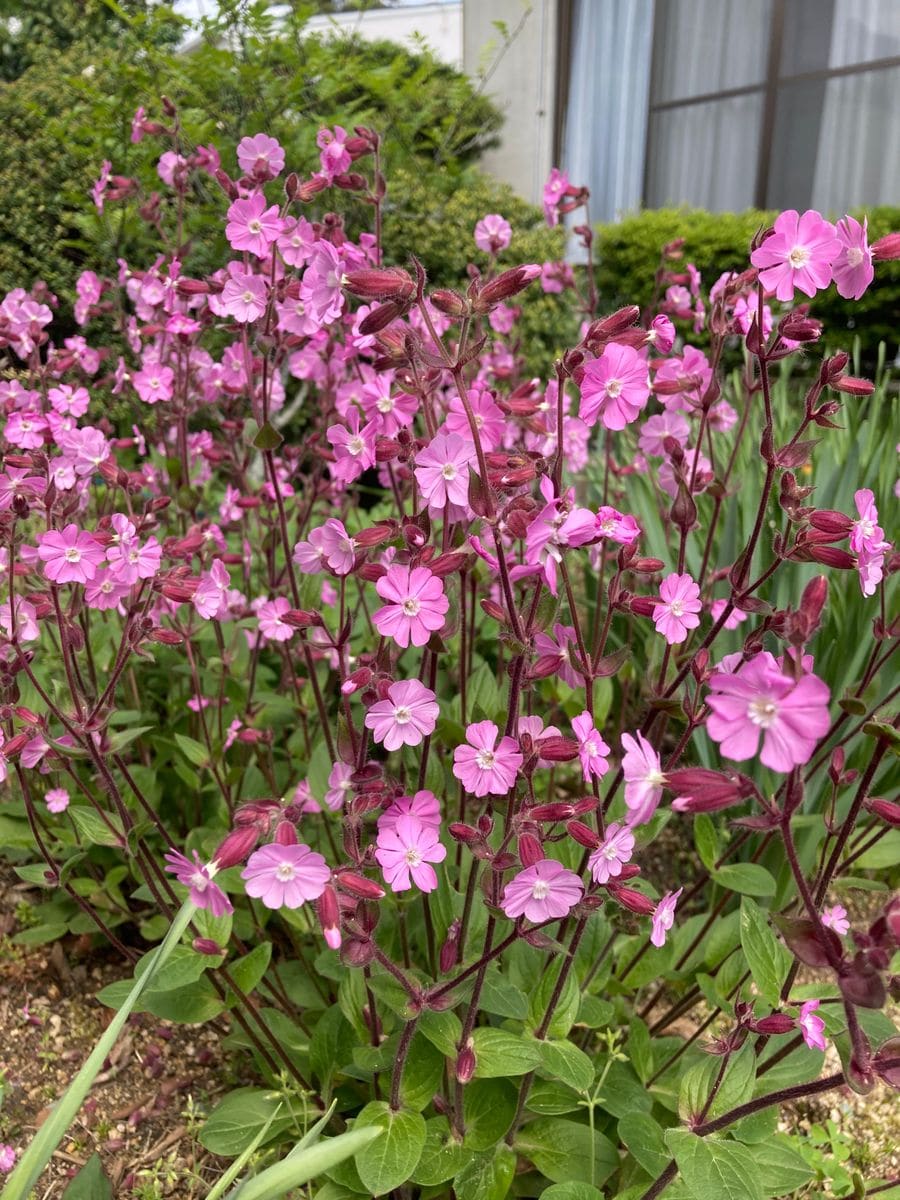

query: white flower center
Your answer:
[441,463,458,481]
[242,290,254,304]
[276,861,297,882]
[402,597,420,616]
[788,245,810,268]
[847,247,865,267]
[856,518,875,539]
[248,219,262,234]
[404,847,423,867]
[584,739,598,756]
[190,870,209,892]
[393,704,412,725]
[348,435,365,456]
[475,749,496,771]
[669,599,684,617]
[602,843,619,860]
[376,395,394,413]
[64,547,82,563]
[531,880,550,899]
[606,378,623,398]
[748,698,778,728]
[645,769,665,787]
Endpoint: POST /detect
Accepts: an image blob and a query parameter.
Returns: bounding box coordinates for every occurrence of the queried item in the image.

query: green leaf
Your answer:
[534,1038,594,1093]
[666,1130,764,1200]
[252,419,284,451]
[854,830,900,869]
[539,1186,605,1200]
[310,1007,354,1090]
[225,942,272,1001]
[526,1080,582,1115]
[479,969,529,1019]
[463,1080,517,1150]
[452,1143,515,1200]
[740,897,791,1006]
[68,806,124,847]
[515,1118,618,1186]
[576,996,614,1028]
[678,1044,755,1122]
[528,960,580,1038]
[61,1154,113,1199]
[694,814,719,873]
[627,1017,654,1084]
[12,923,68,947]
[399,1033,445,1113]
[714,864,776,897]
[135,943,209,992]
[353,1102,425,1195]
[617,1112,670,1179]
[752,1134,816,1195]
[106,724,155,753]
[174,732,209,767]
[418,1008,462,1058]
[200,1089,292,1157]
[471,1028,541,1077]
[410,1117,468,1186]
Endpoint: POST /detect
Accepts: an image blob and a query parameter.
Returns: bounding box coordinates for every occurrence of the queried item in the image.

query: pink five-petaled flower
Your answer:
[241,843,330,910]
[319,518,357,575]
[133,364,174,405]
[588,823,635,885]
[194,560,231,620]
[37,525,105,585]
[474,213,512,254]
[373,564,449,648]
[375,814,446,893]
[650,887,682,947]
[257,596,294,642]
[378,790,441,834]
[364,680,439,751]
[542,167,570,226]
[798,999,827,1051]
[236,133,285,179]
[851,488,890,598]
[45,788,70,814]
[414,432,474,509]
[221,266,268,323]
[750,209,841,302]
[821,904,850,936]
[621,732,666,826]
[453,720,524,797]
[579,343,650,430]
[572,711,610,783]
[324,761,353,811]
[164,849,233,916]
[501,858,584,922]
[832,215,874,301]
[653,573,702,644]
[225,194,283,259]
[317,125,352,179]
[705,651,831,772]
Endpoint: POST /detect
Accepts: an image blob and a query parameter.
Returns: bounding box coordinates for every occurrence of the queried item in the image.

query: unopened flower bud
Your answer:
[274,820,298,846]
[456,1045,476,1084]
[317,884,342,949]
[192,937,223,956]
[147,627,183,645]
[669,767,753,813]
[535,736,579,763]
[752,1013,796,1035]
[779,312,823,342]
[871,232,900,261]
[474,265,541,310]
[629,595,658,617]
[832,375,875,396]
[566,819,600,849]
[431,289,468,318]
[529,802,575,822]
[607,883,655,914]
[213,825,259,870]
[866,797,900,827]
[805,545,857,570]
[440,919,461,974]
[341,937,375,966]
[518,832,544,866]
[809,510,853,537]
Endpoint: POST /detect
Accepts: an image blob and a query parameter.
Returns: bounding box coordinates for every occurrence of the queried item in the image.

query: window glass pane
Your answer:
[651,0,772,103]
[781,0,900,75]
[645,94,764,210]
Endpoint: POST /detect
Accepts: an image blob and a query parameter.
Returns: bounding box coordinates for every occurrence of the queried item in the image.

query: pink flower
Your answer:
[317,125,351,180]
[453,720,523,797]
[45,788,69,814]
[133,364,174,405]
[225,194,283,258]
[237,133,285,180]
[579,343,650,430]
[798,999,827,1051]
[474,214,512,254]
[293,527,328,574]
[832,215,874,301]
[821,904,850,936]
[595,506,640,545]
[710,599,747,630]
[588,823,635,884]
[0,1144,16,1173]
[301,240,346,325]
[0,597,39,642]
[378,790,441,834]
[84,573,131,611]
[446,388,505,452]
[327,409,377,484]
[319,518,357,576]
[750,209,841,302]
[653,573,702,644]
[164,849,233,916]
[501,858,584,922]
[375,814,446,894]
[324,761,354,811]
[543,167,570,226]
[48,384,90,417]
[706,651,831,772]
[850,488,890,563]
[649,313,675,353]
[5,411,48,450]
[277,216,316,268]
[639,411,690,457]
[365,679,439,751]
[650,887,682,947]
[653,346,712,411]
[91,160,111,212]
[621,732,667,826]
[533,623,581,689]
[241,843,330,909]
[373,564,449,648]
[257,596,294,642]
[107,537,162,585]
[37,525,105,585]
[0,467,46,510]
[572,712,610,782]
[221,266,268,323]
[414,432,474,509]
[194,560,231,620]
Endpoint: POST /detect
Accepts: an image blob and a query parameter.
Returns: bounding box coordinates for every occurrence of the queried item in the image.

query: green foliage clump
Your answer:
[594,206,900,364]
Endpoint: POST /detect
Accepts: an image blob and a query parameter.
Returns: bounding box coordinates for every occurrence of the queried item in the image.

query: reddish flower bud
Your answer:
[809,510,854,537]
[866,797,900,827]
[456,1045,476,1084]
[318,884,342,949]
[871,232,900,261]
[341,937,376,967]
[832,375,875,396]
[431,289,469,318]
[752,1013,796,1035]
[629,595,658,617]
[668,767,753,813]
[274,820,298,846]
[474,265,541,310]
[342,268,414,303]
[212,825,259,870]
[481,598,508,623]
[355,522,397,548]
[773,915,841,968]
[428,551,470,577]
[607,883,655,914]
[535,736,580,763]
[358,301,404,335]
[192,937,224,956]
[147,626,184,645]
[336,871,385,901]
[804,545,857,570]
[630,557,665,574]
[840,961,886,1010]
[518,832,544,867]
[873,1035,900,1088]
[566,819,600,849]
[528,802,576,823]
[449,822,483,848]
[779,312,822,342]
[2,733,31,758]
[440,919,461,974]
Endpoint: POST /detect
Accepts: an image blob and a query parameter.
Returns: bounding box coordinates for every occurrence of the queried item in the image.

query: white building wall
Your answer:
[462,0,558,205]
